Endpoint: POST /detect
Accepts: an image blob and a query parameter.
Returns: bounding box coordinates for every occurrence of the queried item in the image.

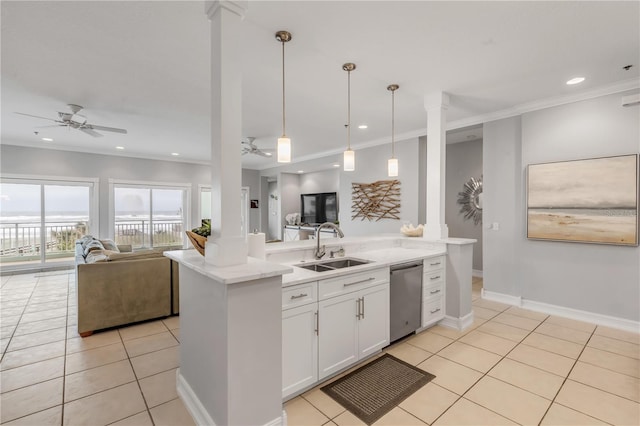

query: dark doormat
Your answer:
[321,354,435,425]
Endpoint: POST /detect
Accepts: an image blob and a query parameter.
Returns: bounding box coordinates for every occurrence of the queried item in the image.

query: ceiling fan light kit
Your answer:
[343,62,356,171]
[276,30,292,163]
[387,84,399,177]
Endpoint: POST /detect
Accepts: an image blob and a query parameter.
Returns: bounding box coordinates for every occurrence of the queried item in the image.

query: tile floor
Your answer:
[1,273,639,425]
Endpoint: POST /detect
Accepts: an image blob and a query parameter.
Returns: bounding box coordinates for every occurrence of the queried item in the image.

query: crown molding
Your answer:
[205,0,248,20]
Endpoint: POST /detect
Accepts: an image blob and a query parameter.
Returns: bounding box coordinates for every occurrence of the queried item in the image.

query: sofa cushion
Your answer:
[106,249,164,262]
[78,235,95,249]
[99,239,120,252]
[83,240,105,257]
[85,250,108,263]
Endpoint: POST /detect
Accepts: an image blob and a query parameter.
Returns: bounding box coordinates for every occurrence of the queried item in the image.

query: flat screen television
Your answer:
[300,192,338,225]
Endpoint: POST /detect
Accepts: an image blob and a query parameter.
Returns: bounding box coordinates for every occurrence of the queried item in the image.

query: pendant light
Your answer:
[343,63,356,171]
[276,31,292,163]
[387,84,399,177]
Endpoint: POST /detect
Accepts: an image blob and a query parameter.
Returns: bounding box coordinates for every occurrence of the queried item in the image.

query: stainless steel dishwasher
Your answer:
[390,261,423,342]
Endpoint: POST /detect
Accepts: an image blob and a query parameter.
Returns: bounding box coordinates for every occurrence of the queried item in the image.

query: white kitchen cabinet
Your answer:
[317,292,359,379]
[422,256,445,327]
[358,283,390,358]
[282,302,318,398]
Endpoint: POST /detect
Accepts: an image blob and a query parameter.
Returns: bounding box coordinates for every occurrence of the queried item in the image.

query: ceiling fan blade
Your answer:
[14,112,58,122]
[86,124,127,134]
[34,124,66,129]
[79,128,103,137]
[256,150,272,157]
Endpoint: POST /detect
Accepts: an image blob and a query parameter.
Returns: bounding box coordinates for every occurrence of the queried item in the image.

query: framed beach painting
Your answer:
[527,154,639,246]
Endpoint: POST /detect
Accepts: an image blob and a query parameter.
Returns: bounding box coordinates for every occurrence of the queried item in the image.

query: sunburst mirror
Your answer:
[457,176,483,225]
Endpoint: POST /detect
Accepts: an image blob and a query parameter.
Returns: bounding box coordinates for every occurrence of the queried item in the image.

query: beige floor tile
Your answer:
[536,322,592,345]
[555,379,640,425]
[119,320,168,341]
[1,314,21,327]
[488,358,564,399]
[162,315,180,330]
[472,306,501,320]
[0,337,8,352]
[2,405,62,426]
[110,411,154,426]
[545,315,596,333]
[569,361,640,402]
[372,407,425,425]
[65,342,127,374]
[130,346,179,379]
[1,325,16,339]
[437,342,501,373]
[302,387,346,419]
[19,308,67,324]
[503,306,549,321]
[466,375,551,425]
[65,329,121,354]
[522,331,584,359]
[6,327,66,352]
[407,331,454,353]
[24,300,67,313]
[416,355,483,395]
[170,328,180,341]
[477,320,530,342]
[385,342,432,366]
[333,409,367,426]
[1,299,28,309]
[64,359,136,402]
[472,298,510,312]
[492,312,541,331]
[579,346,640,378]
[1,306,26,318]
[66,325,80,340]
[398,382,458,424]
[588,334,640,359]
[0,340,65,371]
[507,343,575,377]
[426,324,468,340]
[150,398,195,426]
[432,397,517,425]
[540,403,607,425]
[124,331,178,358]
[139,368,178,408]
[13,316,67,336]
[0,356,64,393]
[63,382,146,426]
[594,325,640,345]
[0,377,63,423]
[459,330,517,356]
[285,396,330,426]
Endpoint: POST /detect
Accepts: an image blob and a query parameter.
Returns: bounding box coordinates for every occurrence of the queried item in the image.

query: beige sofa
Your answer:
[75,237,179,337]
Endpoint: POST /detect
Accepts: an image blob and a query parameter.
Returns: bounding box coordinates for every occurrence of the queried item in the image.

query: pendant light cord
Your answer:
[281,41,286,137]
[347,69,351,150]
[391,89,395,158]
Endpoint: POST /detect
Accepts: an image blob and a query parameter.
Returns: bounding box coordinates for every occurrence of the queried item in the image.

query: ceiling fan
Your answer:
[15,104,128,137]
[241,137,273,157]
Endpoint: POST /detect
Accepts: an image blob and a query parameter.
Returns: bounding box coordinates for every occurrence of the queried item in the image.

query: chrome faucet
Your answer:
[314,222,344,259]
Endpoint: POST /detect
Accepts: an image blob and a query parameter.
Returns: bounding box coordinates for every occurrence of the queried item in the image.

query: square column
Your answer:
[205,0,248,266]
[423,92,449,240]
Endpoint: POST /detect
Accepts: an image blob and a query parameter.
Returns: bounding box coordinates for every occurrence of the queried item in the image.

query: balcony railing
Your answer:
[0,219,184,262]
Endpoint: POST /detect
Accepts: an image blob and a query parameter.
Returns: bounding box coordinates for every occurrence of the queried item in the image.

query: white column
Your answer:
[205,0,248,266]
[423,92,449,240]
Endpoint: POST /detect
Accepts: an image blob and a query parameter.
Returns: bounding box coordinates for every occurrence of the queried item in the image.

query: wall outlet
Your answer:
[491,222,500,230]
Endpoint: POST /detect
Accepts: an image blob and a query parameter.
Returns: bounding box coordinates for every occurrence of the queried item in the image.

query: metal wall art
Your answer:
[457,176,483,225]
[351,180,401,221]
[527,154,638,246]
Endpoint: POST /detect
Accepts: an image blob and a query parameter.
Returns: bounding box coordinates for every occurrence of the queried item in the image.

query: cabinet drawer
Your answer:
[424,256,445,272]
[423,269,444,287]
[423,281,444,300]
[282,281,317,310]
[318,267,388,300]
[422,297,444,326]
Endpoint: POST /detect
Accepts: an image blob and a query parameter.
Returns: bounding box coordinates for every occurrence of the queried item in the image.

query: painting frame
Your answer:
[526,154,639,246]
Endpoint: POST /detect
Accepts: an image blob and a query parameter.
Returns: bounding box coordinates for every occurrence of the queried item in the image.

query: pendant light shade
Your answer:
[343,63,356,171]
[276,31,292,163]
[387,84,399,177]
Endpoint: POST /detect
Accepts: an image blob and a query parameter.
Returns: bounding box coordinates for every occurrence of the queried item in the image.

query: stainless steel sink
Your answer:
[294,257,370,272]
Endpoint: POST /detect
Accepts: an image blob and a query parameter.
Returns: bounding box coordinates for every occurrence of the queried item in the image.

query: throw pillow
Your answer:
[78,235,95,249]
[99,239,120,253]
[83,240,105,257]
[85,250,108,263]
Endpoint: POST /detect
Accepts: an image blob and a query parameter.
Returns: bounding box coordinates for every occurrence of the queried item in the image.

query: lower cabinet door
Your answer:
[318,292,359,380]
[358,283,390,358]
[282,303,318,398]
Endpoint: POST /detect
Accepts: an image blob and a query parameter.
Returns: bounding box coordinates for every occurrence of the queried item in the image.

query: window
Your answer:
[111,180,190,249]
[0,176,97,267]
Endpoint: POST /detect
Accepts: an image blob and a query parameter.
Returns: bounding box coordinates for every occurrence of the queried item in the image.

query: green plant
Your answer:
[191,219,211,237]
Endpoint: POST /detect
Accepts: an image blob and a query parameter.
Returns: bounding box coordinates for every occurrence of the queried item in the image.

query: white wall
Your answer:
[241,169,261,232]
[483,91,640,321]
[339,138,420,236]
[267,180,280,240]
[299,169,339,195]
[279,172,300,227]
[446,139,483,271]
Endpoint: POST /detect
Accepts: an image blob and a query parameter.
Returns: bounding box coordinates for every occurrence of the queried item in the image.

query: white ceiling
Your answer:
[2,1,639,170]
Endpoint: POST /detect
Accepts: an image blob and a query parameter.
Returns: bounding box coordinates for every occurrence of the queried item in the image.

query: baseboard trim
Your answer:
[265,411,286,426]
[472,269,483,278]
[481,291,640,333]
[176,369,216,426]
[439,312,475,331]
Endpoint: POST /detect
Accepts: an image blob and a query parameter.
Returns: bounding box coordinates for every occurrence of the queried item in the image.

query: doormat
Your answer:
[321,354,435,425]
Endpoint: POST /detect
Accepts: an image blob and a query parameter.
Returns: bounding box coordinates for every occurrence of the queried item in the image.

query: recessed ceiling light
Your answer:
[171,152,180,156]
[333,164,340,168]
[566,77,585,85]
[297,170,304,173]
[115,146,125,150]
[41,137,53,142]
[358,124,368,129]
[265,152,273,156]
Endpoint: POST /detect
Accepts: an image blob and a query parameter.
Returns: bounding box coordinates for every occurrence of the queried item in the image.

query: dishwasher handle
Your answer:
[390,262,423,273]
